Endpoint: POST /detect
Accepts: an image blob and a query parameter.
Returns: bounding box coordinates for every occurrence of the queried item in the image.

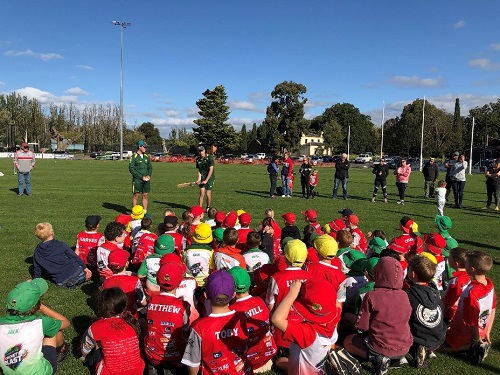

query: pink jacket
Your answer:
[395,165,411,183]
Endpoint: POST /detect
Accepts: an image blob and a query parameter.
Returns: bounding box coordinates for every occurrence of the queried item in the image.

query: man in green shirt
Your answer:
[129,140,153,212]
[195,144,216,210]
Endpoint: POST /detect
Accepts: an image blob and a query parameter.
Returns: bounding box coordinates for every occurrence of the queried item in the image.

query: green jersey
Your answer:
[196,155,215,180]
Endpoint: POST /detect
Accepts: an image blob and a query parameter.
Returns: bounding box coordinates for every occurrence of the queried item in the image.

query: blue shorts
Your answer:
[58,266,86,288]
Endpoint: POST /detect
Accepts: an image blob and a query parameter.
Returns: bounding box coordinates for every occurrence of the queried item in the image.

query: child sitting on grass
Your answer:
[96,222,127,282]
[33,222,91,288]
[214,228,247,270]
[442,247,470,322]
[75,215,104,271]
[0,278,71,375]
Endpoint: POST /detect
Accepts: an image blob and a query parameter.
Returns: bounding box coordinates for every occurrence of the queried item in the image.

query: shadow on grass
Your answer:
[455,239,500,252]
[102,202,130,214]
[152,200,191,212]
[235,189,271,198]
[442,351,500,373]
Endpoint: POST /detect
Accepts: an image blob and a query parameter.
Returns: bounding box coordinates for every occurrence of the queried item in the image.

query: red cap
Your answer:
[190,205,204,218]
[251,263,278,297]
[424,233,446,255]
[159,253,184,268]
[281,212,296,225]
[214,211,226,224]
[387,237,407,253]
[239,213,251,226]
[107,249,130,270]
[329,218,345,232]
[223,211,238,228]
[293,279,338,324]
[400,217,414,233]
[156,262,185,291]
[347,214,359,225]
[302,209,317,221]
[115,213,132,226]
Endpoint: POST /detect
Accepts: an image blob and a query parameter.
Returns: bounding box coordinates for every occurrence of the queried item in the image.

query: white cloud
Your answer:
[64,87,89,95]
[4,49,63,61]
[390,75,445,87]
[164,110,179,117]
[0,81,5,87]
[229,100,258,111]
[76,64,95,70]
[469,58,500,70]
[11,87,78,106]
[453,20,465,29]
[490,43,500,51]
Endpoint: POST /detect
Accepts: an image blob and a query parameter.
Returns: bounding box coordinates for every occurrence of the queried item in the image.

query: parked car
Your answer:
[122,150,133,159]
[472,159,494,174]
[311,156,323,165]
[89,151,101,159]
[240,153,249,159]
[322,155,335,163]
[53,150,74,160]
[256,153,266,160]
[223,153,236,160]
[354,154,372,164]
[151,152,166,161]
[97,151,120,160]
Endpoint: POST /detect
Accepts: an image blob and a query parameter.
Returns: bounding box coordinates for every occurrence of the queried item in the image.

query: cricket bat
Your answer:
[177,181,197,188]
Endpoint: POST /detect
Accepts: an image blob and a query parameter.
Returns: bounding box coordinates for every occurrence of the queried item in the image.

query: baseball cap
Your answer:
[228,266,251,293]
[214,211,226,224]
[107,249,130,270]
[284,239,307,267]
[223,212,238,228]
[239,213,251,226]
[329,218,345,232]
[206,270,235,302]
[115,213,132,226]
[281,212,296,225]
[424,233,446,255]
[293,279,338,324]
[368,237,387,255]
[252,263,278,297]
[387,237,407,254]
[6,278,48,313]
[131,205,145,220]
[85,215,102,228]
[137,140,147,147]
[400,216,414,233]
[198,145,205,151]
[193,223,213,244]
[154,234,175,255]
[430,157,435,161]
[314,234,339,258]
[347,214,359,225]
[453,151,459,156]
[302,209,317,221]
[339,208,353,217]
[364,257,379,278]
[21,142,29,148]
[159,253,184,268]
[213,227,225,242]
[156,262,185,291]
[190,205,205,218]
[163,215,179,228]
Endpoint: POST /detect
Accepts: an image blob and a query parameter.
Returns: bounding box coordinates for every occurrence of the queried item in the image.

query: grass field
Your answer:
[0,157,499,374]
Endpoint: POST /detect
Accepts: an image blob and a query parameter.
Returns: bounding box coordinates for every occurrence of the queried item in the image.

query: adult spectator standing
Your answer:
[444,152,459,201]
[372,158,389,203]
[129,140,152,212]
[196,144,216,210]
[267,156,279,199]
[422,157,439,198]
[332,153,350,200]
[450,153,467,209]
[280,151,293,197]
[299,157,312,198]
[394,158,411,205]
[14,142,35,196]
[484,159,500,210]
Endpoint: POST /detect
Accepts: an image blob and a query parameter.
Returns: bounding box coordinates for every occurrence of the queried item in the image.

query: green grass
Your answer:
[0,158,499,374]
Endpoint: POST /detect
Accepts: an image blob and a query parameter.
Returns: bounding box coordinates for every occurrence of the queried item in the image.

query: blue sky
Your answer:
[2,1,500,137]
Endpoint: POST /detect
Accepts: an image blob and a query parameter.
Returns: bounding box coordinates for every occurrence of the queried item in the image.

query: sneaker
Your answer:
[428,351,437,359]
[401,200,405,205]
[384,198,388,203]
[390,356,408,369]
[18,194,23,197]
[372,197,376,203]
[372,355,390,375]
[482,206,490,210]
[415,345,427,368]
[495,206,499,211]
[269,195,276,199]
[396,200,401,204]
[471,341,491,364]
[282,195,286,197]
[286,195,292,198]
[57,342,70,363]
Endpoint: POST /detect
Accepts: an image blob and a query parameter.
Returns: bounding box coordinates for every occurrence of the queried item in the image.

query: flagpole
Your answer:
[347,124,351,160]
[469,117,475,174]
[380,101,385,158]
[419,97,425,172]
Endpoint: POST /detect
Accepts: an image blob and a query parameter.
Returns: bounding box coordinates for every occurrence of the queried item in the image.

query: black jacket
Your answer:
[372,163,389,180]
[422,161,439,181]
[406,283,446,349]
[334,159,350,180]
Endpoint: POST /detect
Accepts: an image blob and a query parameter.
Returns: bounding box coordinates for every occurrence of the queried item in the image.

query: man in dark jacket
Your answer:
[422,158,439,198]
[372,158,389,203]
[333,153,350,200]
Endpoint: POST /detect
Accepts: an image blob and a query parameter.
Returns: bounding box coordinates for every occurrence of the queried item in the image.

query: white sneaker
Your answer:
[401,200,405,205]
[397,200,401,204]
[372,197,376,203]
[384,198,388,203]
[282,195,286,197]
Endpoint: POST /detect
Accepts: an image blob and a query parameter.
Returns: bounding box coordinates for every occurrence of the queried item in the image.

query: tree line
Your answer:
[1,83,499,157]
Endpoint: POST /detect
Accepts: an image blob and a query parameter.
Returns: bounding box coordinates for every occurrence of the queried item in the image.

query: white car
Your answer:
[355,154,372,164]
[53,150,75,160]
[256,153,266,159]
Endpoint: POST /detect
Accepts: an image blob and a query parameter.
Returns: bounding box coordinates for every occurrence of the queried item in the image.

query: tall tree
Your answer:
[453,98,464,151]
[137,122,162,145]
[240,124,248,151]
[322,119,343,154]
[263,81,307,153]
[193,85,239,152]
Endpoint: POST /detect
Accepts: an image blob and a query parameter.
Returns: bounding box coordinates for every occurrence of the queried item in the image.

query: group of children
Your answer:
[0,204,496,375]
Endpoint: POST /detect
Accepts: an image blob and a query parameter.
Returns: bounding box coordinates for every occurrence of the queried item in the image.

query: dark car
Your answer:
[89,151,101,159]
[322,155,335,163]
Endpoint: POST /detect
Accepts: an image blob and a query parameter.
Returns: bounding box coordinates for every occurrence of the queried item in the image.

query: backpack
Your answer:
[322,347,362,375]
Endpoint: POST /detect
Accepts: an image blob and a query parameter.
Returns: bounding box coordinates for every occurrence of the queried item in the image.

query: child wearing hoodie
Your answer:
[33,222,91,288]
[344,256,412,375]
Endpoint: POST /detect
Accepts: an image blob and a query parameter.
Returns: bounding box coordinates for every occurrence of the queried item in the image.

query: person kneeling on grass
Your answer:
[0,278,70,375]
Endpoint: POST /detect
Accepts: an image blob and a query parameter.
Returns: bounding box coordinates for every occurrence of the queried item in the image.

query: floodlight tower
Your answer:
[112,20,131,160]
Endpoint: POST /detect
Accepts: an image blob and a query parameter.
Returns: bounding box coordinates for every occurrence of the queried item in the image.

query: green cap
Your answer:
[368,237,386,255]
[344,250,367,275]
[228,266,251,293]
[435,215,452,231]
[213,227,225,242]
[154,234,175,255]
[363,257,379,278]
[6,279,48,313]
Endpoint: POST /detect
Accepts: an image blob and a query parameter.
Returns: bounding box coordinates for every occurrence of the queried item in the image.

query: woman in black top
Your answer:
[299,157,312,198]
[372,158,390,203]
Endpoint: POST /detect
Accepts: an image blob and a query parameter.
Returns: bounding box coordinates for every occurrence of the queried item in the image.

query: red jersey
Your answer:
[102,274,144,316]
[164,230,183,255]
[131,232,158,266]
[350,227,368,253]
[145,292,190,365]
[181,310,252,375]
[81,317,144,375]
[393,234,424,255]
[442,270,471,321]
[237,228,253,245]
[96,242,122,279]
[76,231,104,267]
[306,260,346,296]
[446,278,496,348]
[265,267,310,348]
[230,295,277,369]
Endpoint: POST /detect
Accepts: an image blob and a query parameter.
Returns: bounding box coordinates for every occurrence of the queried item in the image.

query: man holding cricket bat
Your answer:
[196,144,216,211]
[129,140,152,212]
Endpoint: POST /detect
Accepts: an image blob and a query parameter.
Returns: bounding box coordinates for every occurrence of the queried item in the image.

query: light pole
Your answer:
[112,20,131,160]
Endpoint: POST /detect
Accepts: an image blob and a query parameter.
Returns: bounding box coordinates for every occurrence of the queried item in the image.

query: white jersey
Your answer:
[242,249,270,272]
